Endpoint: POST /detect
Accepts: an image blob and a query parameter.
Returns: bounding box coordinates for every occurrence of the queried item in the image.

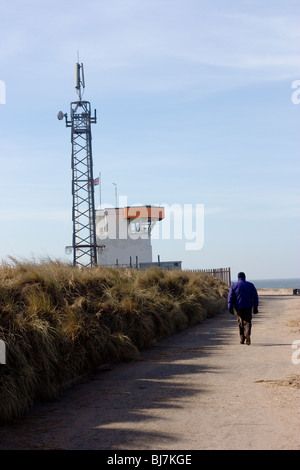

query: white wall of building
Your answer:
[95,208,156,266]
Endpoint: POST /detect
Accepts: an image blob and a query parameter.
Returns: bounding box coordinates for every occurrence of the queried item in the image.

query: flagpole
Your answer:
[113,182,117,208]
[99,172,101,209]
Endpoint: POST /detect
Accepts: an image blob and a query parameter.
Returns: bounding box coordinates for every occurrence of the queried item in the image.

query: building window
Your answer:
[129,219,151,234]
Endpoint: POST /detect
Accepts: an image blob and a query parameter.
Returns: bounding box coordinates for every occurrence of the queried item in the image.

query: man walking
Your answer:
[228,272,259,345]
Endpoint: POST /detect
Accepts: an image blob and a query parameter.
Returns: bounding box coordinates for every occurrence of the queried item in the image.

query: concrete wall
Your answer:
[95,208,153,266]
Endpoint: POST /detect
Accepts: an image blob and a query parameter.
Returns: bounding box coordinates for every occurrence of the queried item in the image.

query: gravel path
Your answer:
[0,294,299,450]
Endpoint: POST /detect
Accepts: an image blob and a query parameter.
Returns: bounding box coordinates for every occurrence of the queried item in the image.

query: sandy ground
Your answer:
[0,294,299,450]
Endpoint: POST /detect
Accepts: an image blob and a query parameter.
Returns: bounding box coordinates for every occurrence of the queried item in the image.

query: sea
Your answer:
[248,278,300,289]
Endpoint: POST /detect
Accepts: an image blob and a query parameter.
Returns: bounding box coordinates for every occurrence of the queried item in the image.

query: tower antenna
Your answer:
[75,62,85,101]
[58,61,98,268]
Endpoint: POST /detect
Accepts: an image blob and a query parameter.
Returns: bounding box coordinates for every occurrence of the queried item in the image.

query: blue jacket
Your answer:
[228,279,258,311]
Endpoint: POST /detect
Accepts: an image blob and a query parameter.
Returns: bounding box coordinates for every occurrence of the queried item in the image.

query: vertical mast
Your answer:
[59,63,98,267]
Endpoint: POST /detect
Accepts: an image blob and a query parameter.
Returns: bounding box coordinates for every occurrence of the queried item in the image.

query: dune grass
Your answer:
[0,259,229,423]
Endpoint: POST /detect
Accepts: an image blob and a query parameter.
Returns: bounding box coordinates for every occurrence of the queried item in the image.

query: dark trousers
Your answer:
[236,308,252,342]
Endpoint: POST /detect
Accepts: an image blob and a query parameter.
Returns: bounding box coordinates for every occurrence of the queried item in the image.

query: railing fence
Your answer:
[187,267,231,286]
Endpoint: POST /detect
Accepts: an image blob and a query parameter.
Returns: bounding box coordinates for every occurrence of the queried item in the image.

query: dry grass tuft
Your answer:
[0,259,229,423]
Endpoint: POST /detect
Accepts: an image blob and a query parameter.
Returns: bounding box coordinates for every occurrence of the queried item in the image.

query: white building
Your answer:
[96,205,165,267]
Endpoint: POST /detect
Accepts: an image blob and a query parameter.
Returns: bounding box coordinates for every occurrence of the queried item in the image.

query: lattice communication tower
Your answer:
[58,63,98,267]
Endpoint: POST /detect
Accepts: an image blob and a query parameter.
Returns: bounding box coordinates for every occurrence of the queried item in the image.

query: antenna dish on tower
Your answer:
[57,111,65,121]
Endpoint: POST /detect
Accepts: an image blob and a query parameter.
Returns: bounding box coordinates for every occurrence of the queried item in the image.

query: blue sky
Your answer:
[0,0,299,280]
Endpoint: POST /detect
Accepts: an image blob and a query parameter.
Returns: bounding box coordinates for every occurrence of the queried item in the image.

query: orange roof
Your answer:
[123,206,165,220]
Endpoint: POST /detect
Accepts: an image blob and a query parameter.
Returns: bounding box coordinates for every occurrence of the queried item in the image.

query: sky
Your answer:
[0,0,299,280]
